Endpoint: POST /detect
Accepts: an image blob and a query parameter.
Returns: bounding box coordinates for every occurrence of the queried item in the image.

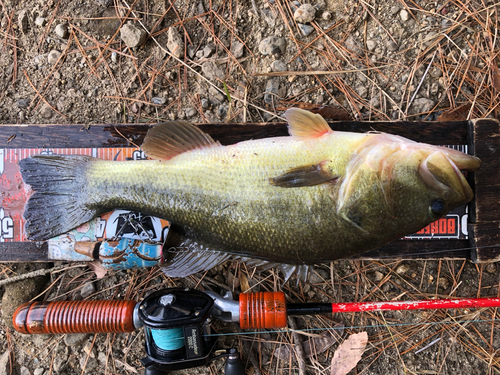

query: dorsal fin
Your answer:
[141,121,221,160]
[283,108,333,140]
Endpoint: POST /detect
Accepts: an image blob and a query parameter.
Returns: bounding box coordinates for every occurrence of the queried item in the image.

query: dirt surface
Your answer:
[1,0,500,374]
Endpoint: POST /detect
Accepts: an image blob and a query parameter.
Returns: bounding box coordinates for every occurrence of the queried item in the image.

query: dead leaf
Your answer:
[491,62,500,92]
[310,106,353,121]
[437,104,472,121]
[330,332,368,375]
[274,323,345,361]
[88,260,107,279]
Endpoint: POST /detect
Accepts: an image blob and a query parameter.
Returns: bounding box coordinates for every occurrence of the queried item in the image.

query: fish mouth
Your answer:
[419,149,480,203]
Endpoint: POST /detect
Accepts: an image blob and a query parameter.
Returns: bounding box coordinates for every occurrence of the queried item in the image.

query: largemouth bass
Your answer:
[20,109,480,277]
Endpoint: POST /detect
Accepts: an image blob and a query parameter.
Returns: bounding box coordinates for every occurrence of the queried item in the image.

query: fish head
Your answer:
[380,138,480,230]
[337,134,480,237]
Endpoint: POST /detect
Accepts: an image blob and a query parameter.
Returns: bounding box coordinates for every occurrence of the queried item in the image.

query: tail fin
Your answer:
[19,155,98,240]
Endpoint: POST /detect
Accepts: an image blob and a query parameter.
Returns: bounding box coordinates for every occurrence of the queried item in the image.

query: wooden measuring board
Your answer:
[0,118,497,263]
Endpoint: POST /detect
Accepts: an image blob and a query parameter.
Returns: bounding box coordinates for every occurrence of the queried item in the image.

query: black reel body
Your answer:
[138,288,218,373]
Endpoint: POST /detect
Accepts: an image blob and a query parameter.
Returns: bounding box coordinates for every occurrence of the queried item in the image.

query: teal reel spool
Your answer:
[149,327,185,351]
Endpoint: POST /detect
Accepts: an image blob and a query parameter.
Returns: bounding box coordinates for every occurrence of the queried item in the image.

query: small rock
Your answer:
[262,9,276,27]
[187,45,196,59]
[438,277,450,289]
[298,23,314,37]
[47,50,61,65]
[54,23,69,39]
[423,31,437,47]
[258,36,286,55]
[34,55,44,68]
[20,366,31,375]
[111,51,117,63]
[203,44,215,58]
[294,3,316,23]
[395,264,410,274]
[0,351,11,375]
[230,41,244,58]
[197,1,207,21]
[201,98,210,110]
[387,41,398,51]
[369,96,380,108]
[366,40,376,51]
[270,60,287,72]
[321,11,331,21]
[95,0,112,6]
[40,104,53,119]
[355,85,367,98]
[53,355,67,373]
[18,10,28,34]
[202,61,224,80]
[218,105,228,119]
[19,111,25,122]
[308,269,328,284]
[400,9,409,22]
[411,98,435,114]
[264,78,279,104]
[486,263,497,274]
[97,352,107,366]
[120,22,147,48]
[185,107,197,118]
[390,6,400,15]
[151,97,167,105]
[35,17,46,27]
[64,333,89,348]
[34,368,44,375]
[372,271,384,282]
[208,86,225,104]
[345,36,362,55]
[430,67,442,78]
[79,354,98,373]
[80,282,95,298]
[167,27,184,58]
[17,98,30,108]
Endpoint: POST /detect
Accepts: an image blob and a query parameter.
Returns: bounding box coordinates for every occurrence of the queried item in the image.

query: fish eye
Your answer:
[429,199,446,219]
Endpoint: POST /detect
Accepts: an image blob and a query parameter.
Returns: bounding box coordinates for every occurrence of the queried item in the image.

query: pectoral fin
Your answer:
[270,161,338,187]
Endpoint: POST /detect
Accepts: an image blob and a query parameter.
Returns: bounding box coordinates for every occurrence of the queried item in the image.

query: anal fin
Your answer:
[162,236,231,278]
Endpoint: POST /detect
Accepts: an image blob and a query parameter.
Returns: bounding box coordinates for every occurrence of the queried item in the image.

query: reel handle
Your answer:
[13,300,138,334]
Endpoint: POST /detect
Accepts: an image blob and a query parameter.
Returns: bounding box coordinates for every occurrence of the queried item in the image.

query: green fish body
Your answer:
[20,109,480,275]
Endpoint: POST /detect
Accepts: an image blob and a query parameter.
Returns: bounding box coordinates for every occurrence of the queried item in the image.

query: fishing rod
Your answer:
[12,288,500,374]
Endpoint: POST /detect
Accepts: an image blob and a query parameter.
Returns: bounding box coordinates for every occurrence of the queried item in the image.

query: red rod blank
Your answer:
[329,298,500,313]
